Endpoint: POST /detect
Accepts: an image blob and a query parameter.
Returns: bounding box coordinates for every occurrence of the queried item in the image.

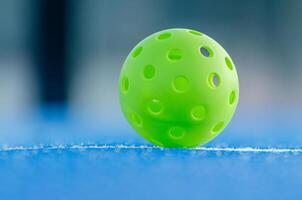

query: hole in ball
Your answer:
[169,127,185,139]
[148,99,163,115]
[225,57,234,70]
[172,76,189,92]
[143,65,155,79]
[191,106,206,121]
[229,90,236,105]
[168,49,182,61]
[188,30,203,36]
[121,76,129,93]
[157,32,172,40]
[130,112,142,127]
[208,73,220,88]
[132,46,143,58]
[212,121,224,133]
[200,46,213,57]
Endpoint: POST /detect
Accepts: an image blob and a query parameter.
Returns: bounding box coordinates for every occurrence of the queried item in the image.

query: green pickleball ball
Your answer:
[119,28,239,148]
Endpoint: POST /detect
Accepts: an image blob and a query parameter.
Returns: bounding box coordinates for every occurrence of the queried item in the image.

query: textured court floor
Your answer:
[0,109,302,200]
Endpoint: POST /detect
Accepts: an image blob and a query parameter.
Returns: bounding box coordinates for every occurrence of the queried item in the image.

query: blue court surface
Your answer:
[0,108,302,200]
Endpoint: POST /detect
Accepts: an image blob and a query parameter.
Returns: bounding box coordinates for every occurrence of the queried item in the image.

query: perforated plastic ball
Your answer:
[119,28,239,148]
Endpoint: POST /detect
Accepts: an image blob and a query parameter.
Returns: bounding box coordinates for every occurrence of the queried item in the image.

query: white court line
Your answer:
[0,144,301,153]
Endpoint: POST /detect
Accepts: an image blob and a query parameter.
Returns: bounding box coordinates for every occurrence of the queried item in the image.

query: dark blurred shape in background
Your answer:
[33,0,68,104]
[0,0,302,119]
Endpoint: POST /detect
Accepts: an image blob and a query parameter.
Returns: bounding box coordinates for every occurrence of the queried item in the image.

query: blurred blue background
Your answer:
[1,1,302,199]
[1,0,302,146]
